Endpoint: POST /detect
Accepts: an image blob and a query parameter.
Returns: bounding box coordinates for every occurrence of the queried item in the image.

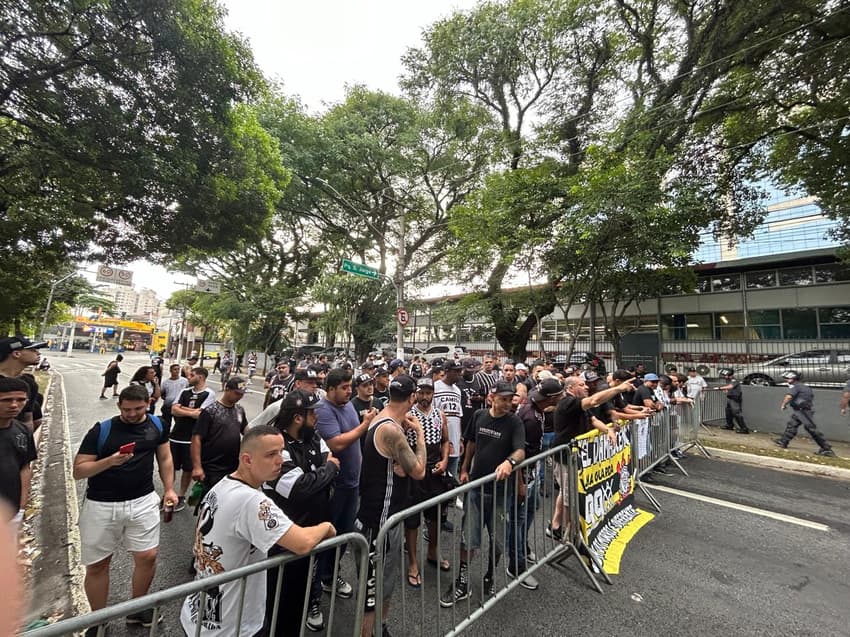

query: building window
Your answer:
[818,307,850,339]
[661,314,687,341]
[778,266,813,287]
[747,310,781,339]
[815,264,850,283]
[696,277,711,293]
[711,275,740,292]
[713,312,749,339]
[686,313,713,340]
[781,308,817,339]
[746,270,777,289]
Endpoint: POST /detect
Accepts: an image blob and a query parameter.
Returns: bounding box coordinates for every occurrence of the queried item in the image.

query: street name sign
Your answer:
[341,259,379,280]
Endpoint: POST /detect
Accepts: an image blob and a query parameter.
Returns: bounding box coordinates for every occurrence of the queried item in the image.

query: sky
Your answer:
[96,0,479,299]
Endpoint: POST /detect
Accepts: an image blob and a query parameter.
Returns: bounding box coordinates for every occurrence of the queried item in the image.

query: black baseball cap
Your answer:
[293,368,319,382]
[281,389,320,411]
[416,377,434,390]
[388,358,406,371]
[354,373,374,386]
[389,374,416,397]
[0,337,48,354]
[374,367,390,377]
[442,360,462,371]
[530,378,564,402]
[461,357,480,370]
[490,380,518,397]
[361,361,375,370]
[224,376,249,393]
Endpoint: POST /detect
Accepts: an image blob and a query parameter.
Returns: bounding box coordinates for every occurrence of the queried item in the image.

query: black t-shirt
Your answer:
[464,409,525,481]
[553,394,590,448]
[456,377,481,431]
[632,384,656,407]
[373,388,390,409]
[351,396,381,422]
[171,388,214,442]
[0,419,37,515]
[516,401,544,459]
[77,415,169,502]
[726,378,743,401]
[193,401,247,477]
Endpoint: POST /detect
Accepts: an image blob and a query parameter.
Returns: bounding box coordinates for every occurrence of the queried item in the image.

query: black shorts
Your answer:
[403,472,446,529]
[170,440,193,472]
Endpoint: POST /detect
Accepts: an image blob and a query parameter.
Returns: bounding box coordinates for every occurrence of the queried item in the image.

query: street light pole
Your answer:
[40,271,77,340]
[396,210,405,361]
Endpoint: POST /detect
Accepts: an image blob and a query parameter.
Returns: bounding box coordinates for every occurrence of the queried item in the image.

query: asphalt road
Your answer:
[50,351,850,637]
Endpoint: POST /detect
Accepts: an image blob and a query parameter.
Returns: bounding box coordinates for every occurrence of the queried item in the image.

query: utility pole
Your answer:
[40,271,78,341]
[395,209,405,361]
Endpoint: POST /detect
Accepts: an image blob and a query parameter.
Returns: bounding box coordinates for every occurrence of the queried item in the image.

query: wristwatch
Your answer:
[507,457,518,467]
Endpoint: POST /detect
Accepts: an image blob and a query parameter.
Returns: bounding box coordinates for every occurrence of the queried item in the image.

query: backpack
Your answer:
[97,415,163,456]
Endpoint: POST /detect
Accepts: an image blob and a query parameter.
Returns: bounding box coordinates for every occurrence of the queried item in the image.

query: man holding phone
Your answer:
[73,384,177,632]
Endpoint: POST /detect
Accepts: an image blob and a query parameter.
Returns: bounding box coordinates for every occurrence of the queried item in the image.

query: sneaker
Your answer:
[721,425,735,430]
[506,568,539,590]
[125,609,163,627]
[306,601,324,632]
[322,575,353,599]
[382,624,393,637]
[441,519,454,532]
[439,579,470,607]
[98,396,108,400]
[422,527,430,543]
[482,575,495,596]
[526,549,537,564]
[652,465,669,475]
[736,428,751,434]
[772,439,788,448]
[84,626,108,637]
[174,496,186,512]
[545,523,563,542]
[815,448,836,457]
[455,496,464,510]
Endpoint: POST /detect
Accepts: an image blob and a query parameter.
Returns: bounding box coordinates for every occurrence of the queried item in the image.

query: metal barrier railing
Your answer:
[672,401,712,458]
[369,442,621,636]
[24,532,369,637]
[699,387,728,424]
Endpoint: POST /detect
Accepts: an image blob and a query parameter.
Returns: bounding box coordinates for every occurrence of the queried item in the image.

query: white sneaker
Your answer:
[321,575,353,599]
[306,602,324,632]
[506,568,540,590]
[455,496,464,510]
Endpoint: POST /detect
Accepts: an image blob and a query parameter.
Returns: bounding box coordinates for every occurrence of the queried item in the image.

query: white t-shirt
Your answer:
[180,476,293,637]
[433,380,462,458]
[685,375,707,399]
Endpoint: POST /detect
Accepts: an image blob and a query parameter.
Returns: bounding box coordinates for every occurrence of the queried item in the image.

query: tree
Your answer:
[407,0,807,358]
[0,0,287,272]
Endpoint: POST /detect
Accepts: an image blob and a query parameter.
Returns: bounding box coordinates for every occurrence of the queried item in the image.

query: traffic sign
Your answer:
[341,259,379,280]
[96,265,134,287]
[396,308,409,326]
[195,279,221,294]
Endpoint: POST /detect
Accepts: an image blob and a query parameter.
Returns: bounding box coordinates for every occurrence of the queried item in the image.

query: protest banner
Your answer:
[574,426,654,575]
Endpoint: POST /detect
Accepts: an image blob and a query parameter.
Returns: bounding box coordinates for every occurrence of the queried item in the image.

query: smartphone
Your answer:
[119,442,136,455]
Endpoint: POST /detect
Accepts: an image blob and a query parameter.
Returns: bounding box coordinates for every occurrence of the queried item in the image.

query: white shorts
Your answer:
[79,491,161,565]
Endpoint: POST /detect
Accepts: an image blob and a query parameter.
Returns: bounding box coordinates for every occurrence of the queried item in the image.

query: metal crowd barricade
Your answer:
[24,532,369,637]
[371,444,606,637]
[699,387,728,426]
[673,400,712,458]
[631,411,686,511]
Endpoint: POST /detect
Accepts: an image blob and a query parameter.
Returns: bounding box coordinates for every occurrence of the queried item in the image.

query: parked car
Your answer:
[551,352,607,375]
[422,345,467,361]
[294,344,325,359]
[736,349,850,386]
[319,346,355,360]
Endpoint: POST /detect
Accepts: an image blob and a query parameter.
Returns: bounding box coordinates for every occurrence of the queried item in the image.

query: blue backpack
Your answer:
[97,415,163,456]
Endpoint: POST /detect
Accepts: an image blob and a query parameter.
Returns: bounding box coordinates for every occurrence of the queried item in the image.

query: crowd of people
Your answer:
[0,336,845,636]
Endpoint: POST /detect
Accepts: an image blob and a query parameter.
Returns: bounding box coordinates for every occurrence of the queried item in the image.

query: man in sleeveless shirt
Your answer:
[356,375,427,637]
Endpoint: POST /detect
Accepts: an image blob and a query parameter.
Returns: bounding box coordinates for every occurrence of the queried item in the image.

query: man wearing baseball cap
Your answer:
[373,367,391,408]
[351,373,381,452]
[190,376,249,491]
[264,389,341,634]
[433,360,464,521]
[0,337,47,429]
[247,368,320,431]
[388,358,406,378]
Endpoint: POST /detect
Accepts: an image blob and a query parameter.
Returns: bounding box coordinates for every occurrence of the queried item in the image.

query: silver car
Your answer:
[738,349,850,386]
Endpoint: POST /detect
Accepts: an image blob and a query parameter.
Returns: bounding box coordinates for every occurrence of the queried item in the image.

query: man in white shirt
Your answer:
[685,368,708,400]
[181,425,336,637]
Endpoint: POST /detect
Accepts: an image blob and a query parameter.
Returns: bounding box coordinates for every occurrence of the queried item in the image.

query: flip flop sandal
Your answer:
[407,572,422,588]
[427,557,451,572]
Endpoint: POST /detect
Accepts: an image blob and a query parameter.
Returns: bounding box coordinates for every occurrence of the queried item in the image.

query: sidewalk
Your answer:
[696,423,850,476]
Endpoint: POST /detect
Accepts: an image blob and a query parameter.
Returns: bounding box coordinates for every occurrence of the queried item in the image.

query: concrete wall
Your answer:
[714,386,850,443]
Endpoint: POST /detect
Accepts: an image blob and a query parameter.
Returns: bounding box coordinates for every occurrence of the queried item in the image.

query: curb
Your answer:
[706,446,850,481]
[25,371,89,627]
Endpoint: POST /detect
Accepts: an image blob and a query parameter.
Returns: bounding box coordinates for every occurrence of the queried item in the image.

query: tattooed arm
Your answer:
[378,416,427,480]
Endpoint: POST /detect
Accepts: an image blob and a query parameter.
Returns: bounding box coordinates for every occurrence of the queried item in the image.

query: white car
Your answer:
[422,345,467,361]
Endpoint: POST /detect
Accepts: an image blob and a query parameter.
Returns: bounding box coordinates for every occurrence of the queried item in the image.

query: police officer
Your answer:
[773,371,835,456]
[717,368,750,434]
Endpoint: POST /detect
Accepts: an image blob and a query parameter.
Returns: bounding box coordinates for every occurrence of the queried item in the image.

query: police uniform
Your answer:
[775,376,834,455]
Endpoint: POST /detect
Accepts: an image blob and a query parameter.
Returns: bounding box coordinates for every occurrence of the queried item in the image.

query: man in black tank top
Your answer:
[356,375,427,637]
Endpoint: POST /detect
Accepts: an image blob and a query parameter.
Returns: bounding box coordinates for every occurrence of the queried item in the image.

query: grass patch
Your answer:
[702,439,850,471]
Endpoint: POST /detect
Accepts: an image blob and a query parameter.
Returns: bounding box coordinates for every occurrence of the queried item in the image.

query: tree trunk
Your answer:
[488,283,557,361]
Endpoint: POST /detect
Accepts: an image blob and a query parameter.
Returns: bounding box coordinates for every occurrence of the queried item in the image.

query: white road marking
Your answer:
[645,484,830,531]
